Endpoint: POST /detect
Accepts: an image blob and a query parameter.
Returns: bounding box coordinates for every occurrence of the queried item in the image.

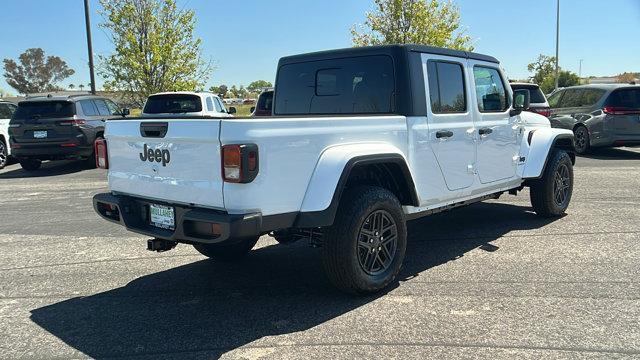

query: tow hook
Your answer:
[147,238,178,252]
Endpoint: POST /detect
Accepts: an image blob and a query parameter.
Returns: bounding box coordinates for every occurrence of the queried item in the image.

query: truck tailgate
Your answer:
[106,119,224,209]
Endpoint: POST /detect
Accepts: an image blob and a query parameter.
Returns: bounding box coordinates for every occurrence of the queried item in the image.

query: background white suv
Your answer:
[142,92,235,117]
[0,100,18,169]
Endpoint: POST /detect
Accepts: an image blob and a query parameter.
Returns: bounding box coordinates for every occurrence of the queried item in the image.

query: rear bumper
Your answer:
[11,143,93,159]
[93,192,263,244]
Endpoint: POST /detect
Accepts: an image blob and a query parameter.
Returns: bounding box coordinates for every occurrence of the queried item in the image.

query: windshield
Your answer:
[143,94,202,114]
[13,101,75,119]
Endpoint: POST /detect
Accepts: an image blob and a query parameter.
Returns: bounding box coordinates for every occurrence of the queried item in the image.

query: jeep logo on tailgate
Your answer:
[139,144,171,166]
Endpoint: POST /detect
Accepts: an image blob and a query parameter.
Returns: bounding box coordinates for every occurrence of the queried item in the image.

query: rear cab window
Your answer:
[274,55,395,115]
[13,101,75,120]
[143,94,203,114]
[257,91,273,112]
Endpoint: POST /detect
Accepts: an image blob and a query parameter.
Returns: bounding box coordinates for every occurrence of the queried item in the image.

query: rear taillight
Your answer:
[603,106,640,115]
[532,108,551,117]
[58,119,87,126]
[95,138,108,169]
[221,144,259,183]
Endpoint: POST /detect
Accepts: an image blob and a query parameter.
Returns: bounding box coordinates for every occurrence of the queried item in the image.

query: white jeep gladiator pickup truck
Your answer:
[93,45,575,294]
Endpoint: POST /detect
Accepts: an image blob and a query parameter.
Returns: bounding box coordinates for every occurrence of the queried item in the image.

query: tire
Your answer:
[193,236,259,262]
[573,125,590,155]
[19,159,42,171]
[530,150,573,217]
[322,186,407,294]
[0,139,7,170]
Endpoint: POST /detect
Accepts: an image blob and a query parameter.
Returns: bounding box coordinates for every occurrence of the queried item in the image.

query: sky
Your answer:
[0,0,639,95]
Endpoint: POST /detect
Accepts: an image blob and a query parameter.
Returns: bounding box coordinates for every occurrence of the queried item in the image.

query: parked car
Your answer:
[142,92,235,117]
[251,89,273,117]
[8,94,128,171]
[510,83,550,117]
[0,100,18,169]
[93,45,575,294]
[547,84,640,154]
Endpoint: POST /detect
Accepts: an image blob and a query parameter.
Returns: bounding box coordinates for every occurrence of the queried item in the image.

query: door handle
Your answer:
[479,128,493,136]
[436,130,454,139]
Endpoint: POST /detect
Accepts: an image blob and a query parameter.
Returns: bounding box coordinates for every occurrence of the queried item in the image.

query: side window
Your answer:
[105,100,121,115]
[94,99,111,116]
[0,104,11,119]
[205,97,214,112]
[580,89,606,107]
[559,89,583,108]
[8,104,17,116]
[547,91,563,108]
[473,66,509,112]
[427,60,466,113]
[80,100,98,116]
[215,98,226,113]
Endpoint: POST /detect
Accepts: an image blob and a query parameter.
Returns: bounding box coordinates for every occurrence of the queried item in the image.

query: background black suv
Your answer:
[9,94,128,171]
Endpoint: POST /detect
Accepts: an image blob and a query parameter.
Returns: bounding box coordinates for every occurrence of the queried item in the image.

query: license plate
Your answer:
[33,130,47,139]
[149,204,175,230]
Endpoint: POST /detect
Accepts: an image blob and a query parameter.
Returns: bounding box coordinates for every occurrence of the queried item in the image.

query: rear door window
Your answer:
[580,89,606,107]
[427,60,466,113]
[275,55,395,115]
[473,66,509,112]
[205,97,214,112]
[80,100,98,116]
[94,99,112,116]
[559,89,583,108]
[607,88,640,109]
[13,101,75,119]
[143,94,203,114]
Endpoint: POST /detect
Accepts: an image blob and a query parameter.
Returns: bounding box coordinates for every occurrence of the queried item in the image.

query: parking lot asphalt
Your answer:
[1,148,639,360]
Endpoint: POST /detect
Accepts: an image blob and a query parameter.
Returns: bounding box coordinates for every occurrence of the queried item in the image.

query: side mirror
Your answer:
[511,89,530,115]
[121,108,130,117]
[228,106,237,115]
[250,106,256,113]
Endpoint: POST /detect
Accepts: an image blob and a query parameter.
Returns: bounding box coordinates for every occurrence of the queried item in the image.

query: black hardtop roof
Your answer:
[278,44,499,65]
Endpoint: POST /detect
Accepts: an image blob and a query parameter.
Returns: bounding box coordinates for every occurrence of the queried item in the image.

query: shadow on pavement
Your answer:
[0,160,89,179]
[30,201,557,359]
[579,147,640,160]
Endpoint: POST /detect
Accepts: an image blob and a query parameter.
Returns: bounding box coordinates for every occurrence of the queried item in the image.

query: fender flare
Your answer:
[295,144,419,228]
[522,128,575,179]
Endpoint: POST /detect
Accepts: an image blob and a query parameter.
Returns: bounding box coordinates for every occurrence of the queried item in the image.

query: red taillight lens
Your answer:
[58,119,87,126]
[532,108,551,117]
[221,144,259,183]
[95,138,108,169]
[603,106,640,115]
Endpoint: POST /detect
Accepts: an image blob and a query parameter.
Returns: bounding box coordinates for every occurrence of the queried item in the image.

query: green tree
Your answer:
[79,84,85,91]
[68,84,75,90]
[229,85,238,98]
[247,80,272,93]
[539,70,579,94]
[3,48,75,94]
[99,0,211,107]
[351,0,473,50]
[527,54,556,86]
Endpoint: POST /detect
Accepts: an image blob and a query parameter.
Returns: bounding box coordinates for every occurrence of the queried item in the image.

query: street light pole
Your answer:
[84,0,96,94]
[554,0,560,90]
[579,59,583,82]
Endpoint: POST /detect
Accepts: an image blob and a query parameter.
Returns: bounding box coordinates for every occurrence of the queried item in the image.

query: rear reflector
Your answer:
[221,144,259,183]
[532,108,551,117]
[603,106,640,115]
[95,138,108,169]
